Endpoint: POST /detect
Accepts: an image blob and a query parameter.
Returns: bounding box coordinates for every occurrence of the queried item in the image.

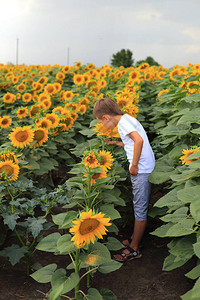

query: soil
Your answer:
[0,188,195,300]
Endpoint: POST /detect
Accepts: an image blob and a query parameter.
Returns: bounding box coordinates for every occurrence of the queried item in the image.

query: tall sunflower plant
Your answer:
[31,208,122,300]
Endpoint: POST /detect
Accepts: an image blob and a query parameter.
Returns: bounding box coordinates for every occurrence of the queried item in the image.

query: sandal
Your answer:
[113,245,142,262]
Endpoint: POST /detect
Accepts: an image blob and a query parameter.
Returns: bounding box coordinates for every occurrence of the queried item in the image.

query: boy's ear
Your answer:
[102,114,110,120]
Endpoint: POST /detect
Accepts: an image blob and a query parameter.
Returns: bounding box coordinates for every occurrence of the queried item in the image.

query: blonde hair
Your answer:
[93,97,124,119]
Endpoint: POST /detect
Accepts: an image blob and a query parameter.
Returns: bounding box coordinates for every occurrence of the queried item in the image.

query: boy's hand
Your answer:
[130,164,138,176]
[105,139,124,147]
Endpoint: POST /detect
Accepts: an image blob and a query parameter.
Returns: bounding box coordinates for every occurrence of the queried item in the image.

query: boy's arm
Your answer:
[127,131,143,176]
[105,139,124,147]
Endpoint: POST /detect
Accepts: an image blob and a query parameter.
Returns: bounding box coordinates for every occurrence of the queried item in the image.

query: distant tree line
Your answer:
[110,49,159,68]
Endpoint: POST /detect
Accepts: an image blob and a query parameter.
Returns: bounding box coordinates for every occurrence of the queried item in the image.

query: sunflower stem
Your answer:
[74,249,80,299]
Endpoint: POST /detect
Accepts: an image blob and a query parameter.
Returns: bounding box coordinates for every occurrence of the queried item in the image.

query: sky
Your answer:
[0,0,200,68]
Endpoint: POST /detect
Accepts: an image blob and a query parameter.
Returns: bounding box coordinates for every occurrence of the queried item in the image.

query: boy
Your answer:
[93,97,155,262]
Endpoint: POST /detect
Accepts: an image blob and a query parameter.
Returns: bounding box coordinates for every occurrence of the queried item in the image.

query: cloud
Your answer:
[183,27,200,39]
[135,10,162,21]
[186,45,200,54]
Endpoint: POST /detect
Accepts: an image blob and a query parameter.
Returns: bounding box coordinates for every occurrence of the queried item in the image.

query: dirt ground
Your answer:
[0,188,195,300]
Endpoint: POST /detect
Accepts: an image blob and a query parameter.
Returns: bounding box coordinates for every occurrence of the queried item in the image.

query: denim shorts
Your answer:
[130,173,151,221]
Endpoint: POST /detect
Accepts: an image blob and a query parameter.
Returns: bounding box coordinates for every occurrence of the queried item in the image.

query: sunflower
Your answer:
[0,152,18,165]
[157,89,169,101]
[79,98,89,106]
[84,152,99,169]
[62,65,71,74]
[93,123,120,138]
[54,123,67,135]
[85,168,108,185]
[54,82,62,93]
[52,106,64,114]
[73,74,84,85]
[46,113,60,128]
[0,161,20,182]
[29,105,41,117]
[3,92,16,104]
[78,104,87,114]
[38,76,48,85]
[9,126,34,148]
[59,116,74,130]
[16,83,26,92]
[0,116,12,129]
[56,72,65,80]
[41,99,52,110]
[32,128,48,147]
[36,117,52,130]
[180,147,199,165]
[44,83,55,95]
[63,90,74,101]
[69,209,111,247]
[22,93,32,103]
[75,61,82,68]
[98,150,114,170]
[38,93,51,103]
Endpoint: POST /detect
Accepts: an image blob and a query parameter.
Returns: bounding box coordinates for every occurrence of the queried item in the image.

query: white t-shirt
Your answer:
[117,114,155,173]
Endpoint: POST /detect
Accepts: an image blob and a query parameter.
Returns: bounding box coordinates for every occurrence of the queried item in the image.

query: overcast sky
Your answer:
[1,0,200,68]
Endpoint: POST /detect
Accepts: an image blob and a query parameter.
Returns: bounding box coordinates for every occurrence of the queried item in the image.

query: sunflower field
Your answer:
[0,61,200,299]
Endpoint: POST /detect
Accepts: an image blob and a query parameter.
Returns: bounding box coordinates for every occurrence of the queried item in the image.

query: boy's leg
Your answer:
[114,173,151,260]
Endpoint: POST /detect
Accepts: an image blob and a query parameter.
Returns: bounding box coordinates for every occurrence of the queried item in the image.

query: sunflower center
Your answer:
[2,119,8,125]
[99,157,106,165]
[79,219,99,235]
[15,131,28,142]
[34,130,45,141]
[0,165,14,176]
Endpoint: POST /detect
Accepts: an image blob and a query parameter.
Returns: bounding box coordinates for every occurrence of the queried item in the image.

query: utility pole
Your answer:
[16,38,19,65]
[67,47,70,65]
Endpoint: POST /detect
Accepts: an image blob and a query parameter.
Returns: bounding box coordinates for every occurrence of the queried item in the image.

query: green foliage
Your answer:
[111,49,134,68]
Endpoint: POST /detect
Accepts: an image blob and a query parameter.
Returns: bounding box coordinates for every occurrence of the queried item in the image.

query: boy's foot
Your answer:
[121,238,144,250]
[113,246,142,262]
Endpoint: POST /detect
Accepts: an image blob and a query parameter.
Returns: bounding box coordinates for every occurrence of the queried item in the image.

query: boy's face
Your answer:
[97,114,116,130]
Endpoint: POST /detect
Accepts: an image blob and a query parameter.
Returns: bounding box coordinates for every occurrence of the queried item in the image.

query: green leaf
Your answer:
[50,271,79,300]
[2,244,28,266]
[166,219,195,237]
[52,211,77,228]
[2,213,19,230]
[98,260,122,274]
[36,232,61,252]
[163,253,189,271]
[181,277,200,299]
[57,234,76,254]
[168,236,195,261]
[151,223,174,237]
[193,242,200,259]
[160,207,188,223]
[153,186,183,210]
[26,217,46,238]
[186,263,200,280]
[106,237,124,251]
[178,186,200,204]
[100,205,121,220]
[101,288,117,300]
[80,242,111,266]
[79,129,96,137]
[190,194,200,223]
[30,264,57,283]
[83,288,103,300]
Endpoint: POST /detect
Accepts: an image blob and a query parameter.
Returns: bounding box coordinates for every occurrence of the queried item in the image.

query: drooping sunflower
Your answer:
[0,116,12,129]
[40,99,52,110]
[180,147,199,165]
[17,107,29,119]
[98,150,114,170]
[29,105,41,117]
[9,126,34,148]
[84,152,99,169]
[0,160,20,182]
[38,93,51,103]
[59,116,74,130]
[0,152,18,165]
[52,106,64,115]
[93,123,120,138]
[32,128,48,147]
[77,104,87,115]
[69,209,111,248]
[157,89,169,101]
[85,168,108,185]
